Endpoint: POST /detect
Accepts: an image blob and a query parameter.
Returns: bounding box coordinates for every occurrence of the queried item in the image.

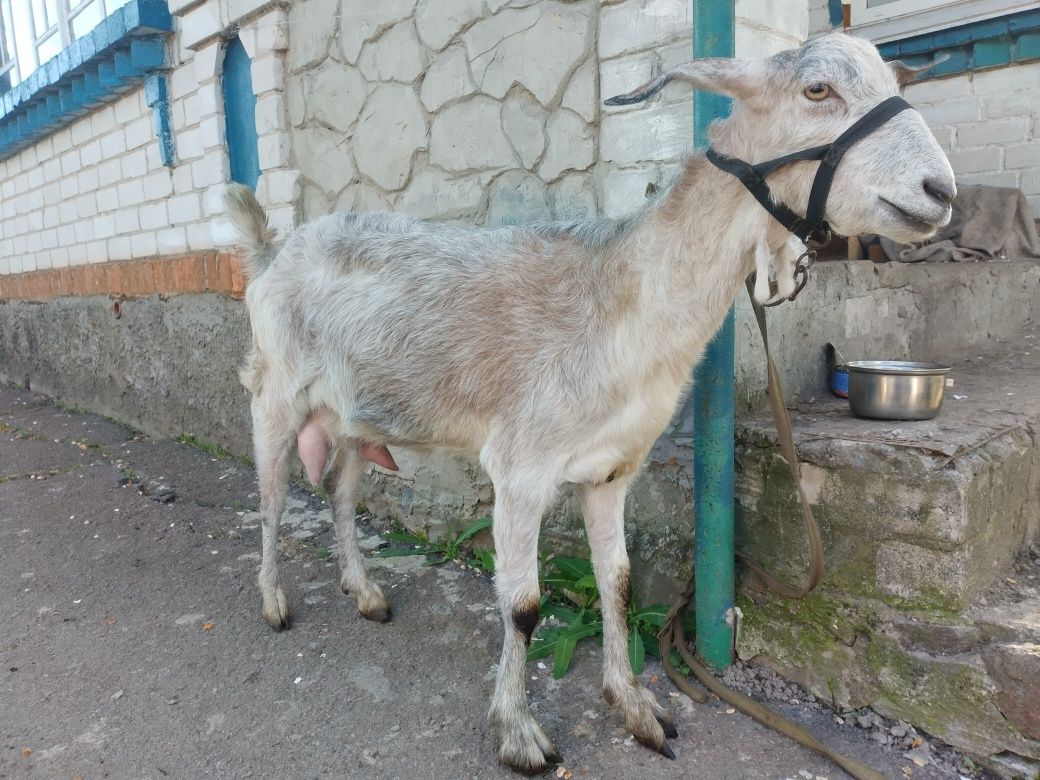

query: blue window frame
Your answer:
[221,35,259,190]
[1,0,134,91]
[0,0,172,162]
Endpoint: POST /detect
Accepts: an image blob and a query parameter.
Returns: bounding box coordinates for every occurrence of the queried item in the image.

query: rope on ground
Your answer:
[658,580,884,780]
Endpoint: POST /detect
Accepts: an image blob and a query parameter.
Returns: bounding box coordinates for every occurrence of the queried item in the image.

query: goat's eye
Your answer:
[804,83,831,101]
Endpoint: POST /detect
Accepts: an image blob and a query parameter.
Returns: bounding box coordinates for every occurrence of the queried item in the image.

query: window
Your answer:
[221,35,259,190]
[0,0,131,90]
[849,0,1029,42]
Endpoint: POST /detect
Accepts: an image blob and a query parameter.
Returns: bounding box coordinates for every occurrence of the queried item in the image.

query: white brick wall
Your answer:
[0,4,294,275]
[905,60,1040,213]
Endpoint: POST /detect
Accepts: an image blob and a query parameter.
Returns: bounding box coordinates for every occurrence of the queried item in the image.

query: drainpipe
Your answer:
[691,0,735,670]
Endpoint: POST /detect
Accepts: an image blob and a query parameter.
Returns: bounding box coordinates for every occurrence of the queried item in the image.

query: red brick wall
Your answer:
[0,253,245,302]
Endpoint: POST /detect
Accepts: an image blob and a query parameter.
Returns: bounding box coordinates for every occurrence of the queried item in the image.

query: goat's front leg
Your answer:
[577,478,676,758]
[324,443,391,622]
[487,485,559,773]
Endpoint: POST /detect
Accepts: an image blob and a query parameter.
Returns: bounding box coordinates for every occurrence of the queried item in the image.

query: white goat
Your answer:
[224,33,953,772]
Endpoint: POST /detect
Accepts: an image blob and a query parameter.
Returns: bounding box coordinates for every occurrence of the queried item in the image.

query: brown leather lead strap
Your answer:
[738,277,824,597]
[656,280,883,780]
[658,581,886,780]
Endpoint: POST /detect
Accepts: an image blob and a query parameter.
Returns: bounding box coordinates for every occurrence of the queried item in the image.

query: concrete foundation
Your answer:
[735,340,1040,771]
[2,260,1039,598]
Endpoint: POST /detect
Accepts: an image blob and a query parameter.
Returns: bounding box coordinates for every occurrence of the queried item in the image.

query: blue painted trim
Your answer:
[0,0,172,161]
[878,8,1040,79]
[221,37,261,191]
[144,72,175,167]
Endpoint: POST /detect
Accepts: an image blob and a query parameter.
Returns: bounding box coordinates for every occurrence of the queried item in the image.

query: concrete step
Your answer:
[732,331,1040,771]
[736,334,1040,610]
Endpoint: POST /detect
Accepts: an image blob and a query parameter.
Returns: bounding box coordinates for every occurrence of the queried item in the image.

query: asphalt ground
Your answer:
[0,384,962,779]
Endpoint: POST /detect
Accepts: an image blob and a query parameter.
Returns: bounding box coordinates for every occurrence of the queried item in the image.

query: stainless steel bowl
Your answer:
[846,361,951,420]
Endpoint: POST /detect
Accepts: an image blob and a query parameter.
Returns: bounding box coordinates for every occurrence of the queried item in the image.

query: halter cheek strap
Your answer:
[706,95,914,244]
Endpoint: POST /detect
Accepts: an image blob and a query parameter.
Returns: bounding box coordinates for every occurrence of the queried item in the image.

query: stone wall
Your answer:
[282,0,805,230]
[286,0,649,228]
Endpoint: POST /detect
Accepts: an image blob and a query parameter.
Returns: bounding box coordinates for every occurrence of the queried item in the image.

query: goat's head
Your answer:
[606,33,955,244]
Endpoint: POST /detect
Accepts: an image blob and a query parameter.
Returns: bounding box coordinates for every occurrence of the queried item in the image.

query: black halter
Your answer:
[706,95,913,245]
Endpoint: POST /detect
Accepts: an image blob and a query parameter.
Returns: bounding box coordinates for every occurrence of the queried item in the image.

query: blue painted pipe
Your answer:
[691,0,736,670]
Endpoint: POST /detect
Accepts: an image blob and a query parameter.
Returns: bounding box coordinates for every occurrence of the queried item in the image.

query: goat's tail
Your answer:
[223,183,276,282]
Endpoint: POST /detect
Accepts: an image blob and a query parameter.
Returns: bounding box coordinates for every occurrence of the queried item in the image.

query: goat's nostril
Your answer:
[923,177,955,207]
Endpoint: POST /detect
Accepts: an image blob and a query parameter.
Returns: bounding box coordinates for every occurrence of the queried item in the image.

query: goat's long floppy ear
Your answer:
[888,53,949,87]
[603,58,763,106]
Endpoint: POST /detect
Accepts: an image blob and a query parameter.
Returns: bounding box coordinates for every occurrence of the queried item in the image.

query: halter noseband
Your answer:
[706,95,914,246]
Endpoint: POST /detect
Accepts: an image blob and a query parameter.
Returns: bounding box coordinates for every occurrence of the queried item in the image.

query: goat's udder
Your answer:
[297,418,399,486]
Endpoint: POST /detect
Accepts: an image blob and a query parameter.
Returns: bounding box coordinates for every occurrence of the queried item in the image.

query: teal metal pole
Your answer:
[692,0,736,670]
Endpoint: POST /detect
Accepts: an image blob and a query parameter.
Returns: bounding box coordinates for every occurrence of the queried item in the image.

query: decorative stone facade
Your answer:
[286,0,601,226]
[282,0,805,228]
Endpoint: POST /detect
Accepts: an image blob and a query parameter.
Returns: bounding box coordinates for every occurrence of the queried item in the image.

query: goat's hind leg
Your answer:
[324,443,391,622]
[252,406,294,630]
[578,478,676,758]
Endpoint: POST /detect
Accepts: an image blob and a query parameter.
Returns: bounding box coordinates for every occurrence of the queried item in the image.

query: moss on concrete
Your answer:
[865,633,1040,759]
[738,587,1040,761]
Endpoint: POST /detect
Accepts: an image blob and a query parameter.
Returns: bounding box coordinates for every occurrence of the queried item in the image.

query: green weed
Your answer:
[529,555,692,679]
[373,516,493,569]
[176,434,252,466]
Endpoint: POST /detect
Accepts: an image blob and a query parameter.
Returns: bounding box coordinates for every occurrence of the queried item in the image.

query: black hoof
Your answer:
[360,606,392,623]
[268,616,291,632]
[502,755,557,776]
[634,734,675,760]
[657,715,679,739]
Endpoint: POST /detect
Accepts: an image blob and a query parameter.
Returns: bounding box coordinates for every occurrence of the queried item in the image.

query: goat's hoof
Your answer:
[656,714,679,739]
[262,606,291,631]
[360,605,392,623]
[496,717,559,775]
[609,681,675,759]
[261,587,291,630]
[632,725,675,760]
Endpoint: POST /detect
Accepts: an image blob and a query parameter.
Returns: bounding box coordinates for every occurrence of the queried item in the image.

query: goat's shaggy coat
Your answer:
[225,33,954,772]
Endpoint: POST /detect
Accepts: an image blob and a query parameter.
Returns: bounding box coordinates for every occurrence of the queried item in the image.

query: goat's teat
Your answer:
[297,417,399,485]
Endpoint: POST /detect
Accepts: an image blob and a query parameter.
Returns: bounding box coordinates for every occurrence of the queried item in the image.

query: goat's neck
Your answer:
[614,153,786,366]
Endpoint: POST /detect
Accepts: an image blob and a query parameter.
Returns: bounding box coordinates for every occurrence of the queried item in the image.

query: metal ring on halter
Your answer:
[804,229,832,250]
[764,248,816,307]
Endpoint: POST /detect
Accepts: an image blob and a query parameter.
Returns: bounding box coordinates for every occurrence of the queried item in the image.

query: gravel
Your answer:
[718,660,992,779]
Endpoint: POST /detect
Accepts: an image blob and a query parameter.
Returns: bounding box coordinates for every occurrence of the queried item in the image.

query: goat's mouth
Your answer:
[879,197,947,235]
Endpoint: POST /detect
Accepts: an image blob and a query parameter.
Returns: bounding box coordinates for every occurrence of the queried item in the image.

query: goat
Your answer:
[223,33,954,772]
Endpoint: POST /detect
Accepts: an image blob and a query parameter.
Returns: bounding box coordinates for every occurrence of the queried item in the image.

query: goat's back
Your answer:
[243,211,627,453]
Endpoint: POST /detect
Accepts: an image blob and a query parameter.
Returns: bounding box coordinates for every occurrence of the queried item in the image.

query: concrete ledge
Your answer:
[735,337,1040,768]
[737,338,1040,609]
